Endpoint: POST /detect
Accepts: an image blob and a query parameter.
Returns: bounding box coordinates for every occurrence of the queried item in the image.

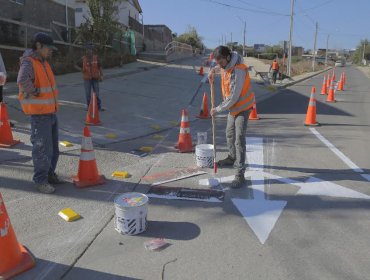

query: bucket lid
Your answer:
[196,144,214,150]
[114,192,148,208]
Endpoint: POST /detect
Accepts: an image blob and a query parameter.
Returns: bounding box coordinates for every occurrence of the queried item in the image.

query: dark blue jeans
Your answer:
[84,79,101,109]
[30,114,59,184]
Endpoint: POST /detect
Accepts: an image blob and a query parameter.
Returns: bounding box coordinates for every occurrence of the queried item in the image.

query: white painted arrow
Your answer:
[231,137,287,244]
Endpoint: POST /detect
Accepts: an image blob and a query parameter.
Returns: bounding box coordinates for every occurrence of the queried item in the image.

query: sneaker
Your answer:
[230,174,246,189]
[217,155,235,167]
[35,183,55,194]
[48,172,65,184]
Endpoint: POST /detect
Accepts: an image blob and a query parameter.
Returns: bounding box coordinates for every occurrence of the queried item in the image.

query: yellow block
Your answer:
[105,133,118,139]
[58,208,81,222]
[59,141,73,147]
[112,171,130,178]
[140,146,153,153]
[150,125,161,131]
[153,134,165,140]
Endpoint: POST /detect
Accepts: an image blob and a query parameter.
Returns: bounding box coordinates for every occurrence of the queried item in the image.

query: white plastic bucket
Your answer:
[197,132,207,145]
[195,144,214,168]
[114,192,148,235]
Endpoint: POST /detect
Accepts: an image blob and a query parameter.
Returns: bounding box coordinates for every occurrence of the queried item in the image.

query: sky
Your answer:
[139,0,370,50]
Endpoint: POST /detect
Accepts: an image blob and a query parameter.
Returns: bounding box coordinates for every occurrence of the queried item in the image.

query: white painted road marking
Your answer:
[231,137,287,244]
[310,128,369,177]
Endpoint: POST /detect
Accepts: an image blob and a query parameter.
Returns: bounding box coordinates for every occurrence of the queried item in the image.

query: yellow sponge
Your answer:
[59,141,73,147]
[150,125,161,131]
[58,208,81,222]
[112,171,130,178]
[140,146,153,153]
[105,133,118,139]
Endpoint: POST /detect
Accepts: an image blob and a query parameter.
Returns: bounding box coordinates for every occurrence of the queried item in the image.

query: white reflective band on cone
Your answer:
[180,128,190,134]
[80,151,96,161]
[81,137,93,150]
[181,116,189,122]
[309,101,316,106]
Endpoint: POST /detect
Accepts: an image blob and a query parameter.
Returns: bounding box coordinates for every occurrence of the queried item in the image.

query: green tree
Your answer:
[78,0,121,50]
[351,39,370,64]
[174,26,204,50]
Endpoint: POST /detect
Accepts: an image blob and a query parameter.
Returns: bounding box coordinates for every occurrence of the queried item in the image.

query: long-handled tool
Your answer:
[210,81,217,175]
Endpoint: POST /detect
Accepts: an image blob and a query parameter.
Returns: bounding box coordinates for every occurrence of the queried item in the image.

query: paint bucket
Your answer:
[197,132,207,145]
[195,144,214,168]
[114,192,148,235]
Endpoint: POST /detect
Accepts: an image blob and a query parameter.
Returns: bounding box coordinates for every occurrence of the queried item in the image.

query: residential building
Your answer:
[144,25,172,46]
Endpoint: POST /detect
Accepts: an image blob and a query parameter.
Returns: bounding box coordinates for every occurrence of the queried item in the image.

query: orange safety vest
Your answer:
[82,55,100,80]
[272,61,279,70]
[18,58,58,115]
[221,64,255,116]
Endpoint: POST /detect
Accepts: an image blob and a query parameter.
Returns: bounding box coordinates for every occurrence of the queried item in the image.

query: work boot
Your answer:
[48,172,65,185]
[230,174,247,189]
[35,183,55,194]
[217,155,235,167]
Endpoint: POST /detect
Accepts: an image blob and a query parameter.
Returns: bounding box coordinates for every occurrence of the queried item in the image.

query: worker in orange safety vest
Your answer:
[269,58,280,84]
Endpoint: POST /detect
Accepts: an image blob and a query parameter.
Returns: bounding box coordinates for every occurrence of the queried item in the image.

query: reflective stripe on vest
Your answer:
[83,55,100,80]
[221,64,255,116]
[18,58,59,115]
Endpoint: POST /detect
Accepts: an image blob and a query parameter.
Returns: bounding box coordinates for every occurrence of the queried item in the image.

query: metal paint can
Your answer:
[114,192,148,235]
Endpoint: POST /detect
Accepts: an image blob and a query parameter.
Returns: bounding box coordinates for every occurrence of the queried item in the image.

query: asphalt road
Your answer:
[1,62,370,280]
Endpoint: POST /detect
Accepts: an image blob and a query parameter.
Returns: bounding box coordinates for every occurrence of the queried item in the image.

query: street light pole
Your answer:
[243,21,246,57]
[287,0,295,77]
[65,0,69,41]
[362,41,366,64]
[325,34,330,67]
[312,22,318,72]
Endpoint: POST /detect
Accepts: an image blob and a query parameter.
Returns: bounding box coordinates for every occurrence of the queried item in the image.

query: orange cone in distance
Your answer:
[0,193,35,279]
[85,91,101,126]
[0,102,21,148]
[197,92,211,119]
[337,73,344,91]
[332,69,336,81]
[176,109,193,153]
[249,100,260,120]
[320,76,327,95]
[304,87,320,126]
[326,73,331,89]
[199,66,204,76]
[326,79,336,103]
[72,126,106,188]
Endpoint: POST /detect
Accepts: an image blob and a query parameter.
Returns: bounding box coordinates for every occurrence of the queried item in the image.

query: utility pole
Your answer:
[243,21,246,57]
[230,32,232,44]
[287,0,295,77]
[65,0,69,42]
[362,41,366,64]
[325,34,330,67]
[312,22,318,72]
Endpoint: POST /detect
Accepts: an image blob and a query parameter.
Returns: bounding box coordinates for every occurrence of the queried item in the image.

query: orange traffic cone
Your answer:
[320,76,327,95]
[332,69,336,81]
[72,126,106,188]
[0,102,21,148]
[326,79,336,103]
[343,72,346,85]
[0,193,35,279]
[337,73,344,91]
[196,92,211,119]
[249,100,260,120]
[304,87,320,126]
[176,109,193,153]
[85,91,101,126]
[326,73,331,89]
[199,66,204,76]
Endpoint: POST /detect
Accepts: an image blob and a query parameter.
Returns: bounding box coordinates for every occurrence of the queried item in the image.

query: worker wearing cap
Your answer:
[208,46,255,189]
[17,32,64,194]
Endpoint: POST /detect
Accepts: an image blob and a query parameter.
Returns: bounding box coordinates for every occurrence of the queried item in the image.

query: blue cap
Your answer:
[33,32,57,50]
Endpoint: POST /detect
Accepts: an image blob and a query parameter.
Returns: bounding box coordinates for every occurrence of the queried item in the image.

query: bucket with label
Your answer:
[195,144,214,168]
[114,192,148,235]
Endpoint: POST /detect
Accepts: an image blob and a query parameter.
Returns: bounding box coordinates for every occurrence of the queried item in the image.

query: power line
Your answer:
[295,0,335,14]
[201,0,289,16]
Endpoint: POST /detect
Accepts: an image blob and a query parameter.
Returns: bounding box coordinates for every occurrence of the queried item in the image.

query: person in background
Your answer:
[269,58,280,84]
[17,32,64,194]
[75,45,104,111]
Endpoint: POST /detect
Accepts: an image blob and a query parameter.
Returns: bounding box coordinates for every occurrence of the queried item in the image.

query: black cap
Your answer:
[33,32,57,50]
